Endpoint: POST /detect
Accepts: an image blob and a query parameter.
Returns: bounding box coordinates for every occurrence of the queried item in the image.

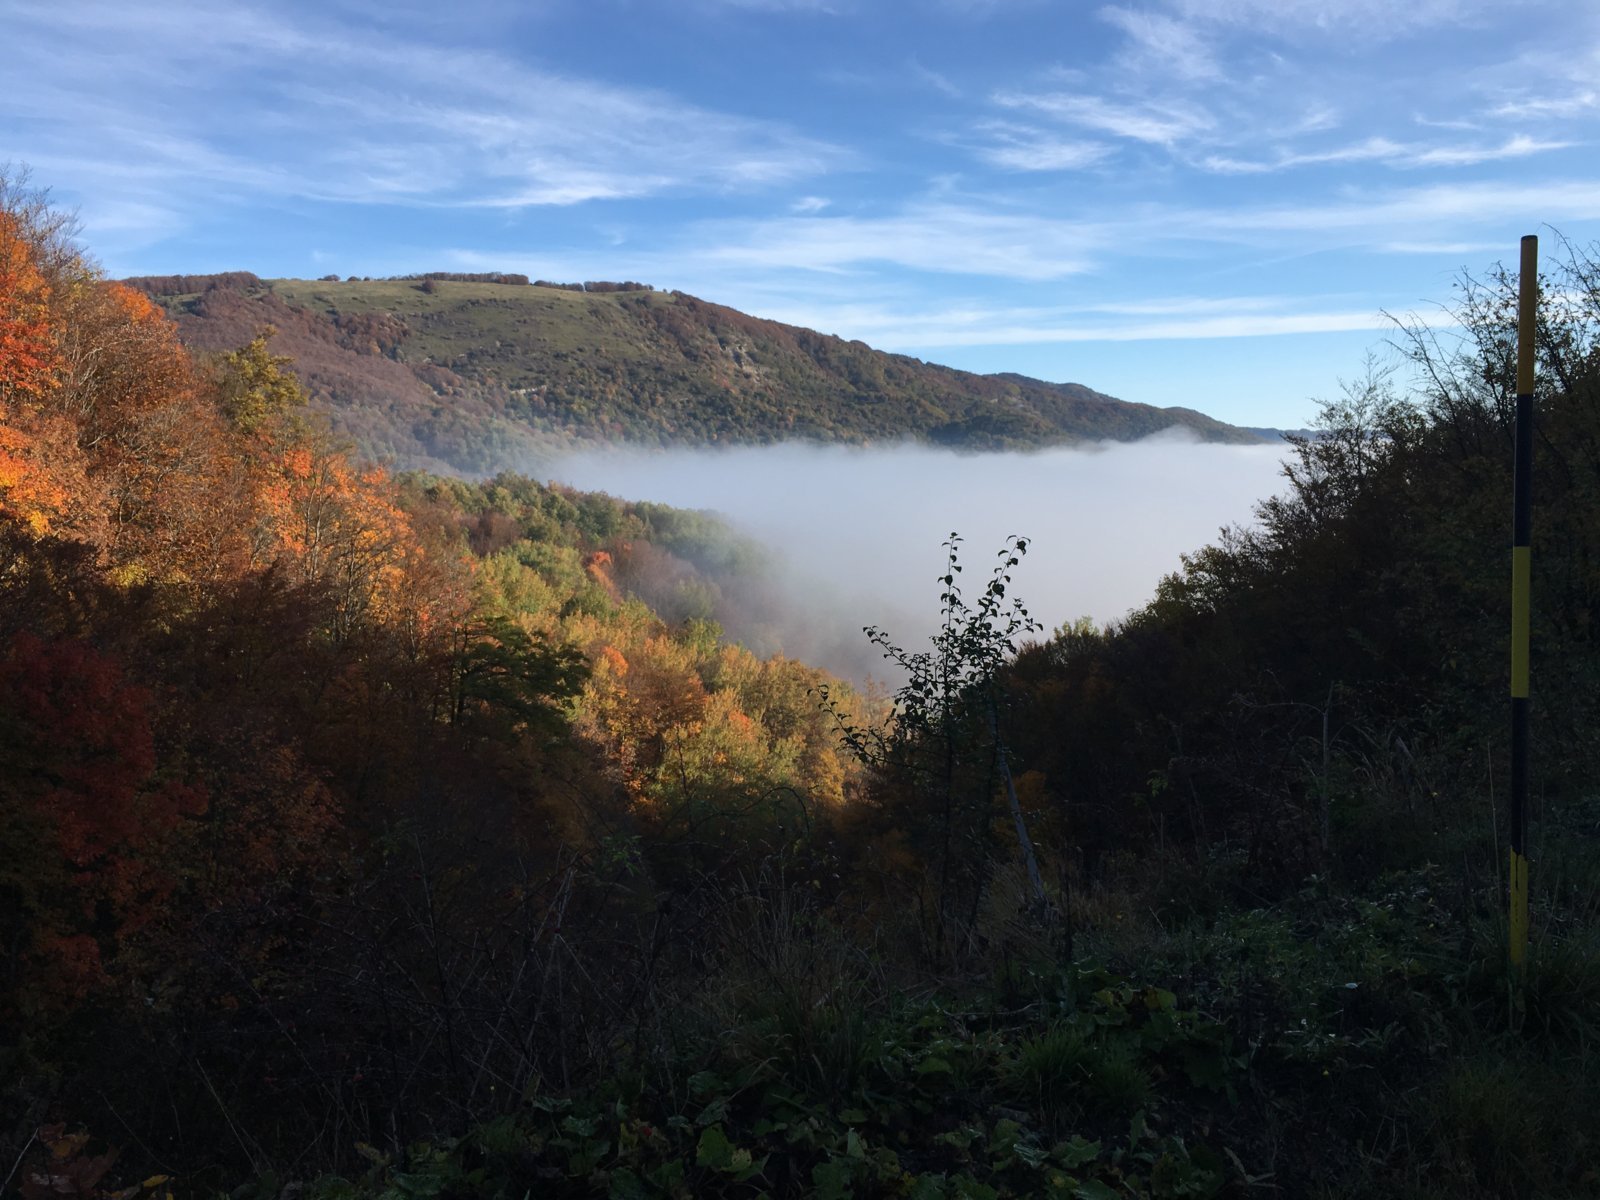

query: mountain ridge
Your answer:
[129,272,1267,473]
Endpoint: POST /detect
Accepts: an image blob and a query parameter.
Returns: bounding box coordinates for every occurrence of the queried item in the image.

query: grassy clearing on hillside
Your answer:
[271,279,677,378]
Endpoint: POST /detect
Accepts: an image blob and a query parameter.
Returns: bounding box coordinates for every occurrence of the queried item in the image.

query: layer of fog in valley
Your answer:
[543,434,1290,684]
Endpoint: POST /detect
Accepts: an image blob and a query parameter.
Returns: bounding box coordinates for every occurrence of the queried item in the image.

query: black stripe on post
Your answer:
[1509,234,1536,975]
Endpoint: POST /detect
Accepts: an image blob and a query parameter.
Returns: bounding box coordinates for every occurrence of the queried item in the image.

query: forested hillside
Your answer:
[989,252,1600,1193]
[0,184,869,1191]
[6,173,1600,1199]
[128,272,1260,473]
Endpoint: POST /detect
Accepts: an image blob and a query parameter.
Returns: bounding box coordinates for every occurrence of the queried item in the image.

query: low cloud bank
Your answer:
[542,437,1290,683]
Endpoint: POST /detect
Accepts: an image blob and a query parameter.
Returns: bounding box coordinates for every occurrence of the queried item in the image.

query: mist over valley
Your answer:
[542,436,1290,681]
[127,271,1296,680]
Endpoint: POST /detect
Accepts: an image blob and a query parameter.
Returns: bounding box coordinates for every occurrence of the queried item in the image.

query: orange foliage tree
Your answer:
[0,211,60,399]
[55,281,246,580]
[0,210,81,537]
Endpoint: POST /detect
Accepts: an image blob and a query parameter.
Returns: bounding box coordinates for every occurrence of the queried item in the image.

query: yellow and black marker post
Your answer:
[1509,234,1537,976]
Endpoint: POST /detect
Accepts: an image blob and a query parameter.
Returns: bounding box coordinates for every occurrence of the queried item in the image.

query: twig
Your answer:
[97,1094,176,1175]
[3,1127,39,1196]
[195,1058,265,1176]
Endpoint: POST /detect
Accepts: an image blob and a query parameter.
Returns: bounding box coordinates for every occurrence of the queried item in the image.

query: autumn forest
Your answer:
[5,174,1600,1198]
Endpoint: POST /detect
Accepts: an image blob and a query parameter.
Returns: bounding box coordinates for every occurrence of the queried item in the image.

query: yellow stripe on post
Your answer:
[1511,545,1531,698]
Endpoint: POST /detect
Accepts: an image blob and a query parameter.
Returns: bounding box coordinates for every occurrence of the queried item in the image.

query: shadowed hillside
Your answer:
[128,273,1264,472]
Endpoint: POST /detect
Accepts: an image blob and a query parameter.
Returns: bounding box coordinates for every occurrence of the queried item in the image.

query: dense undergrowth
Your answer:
[5,174,1600,1197]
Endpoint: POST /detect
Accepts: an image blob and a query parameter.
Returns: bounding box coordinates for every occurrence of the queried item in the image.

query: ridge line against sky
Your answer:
[6,0,1599,426]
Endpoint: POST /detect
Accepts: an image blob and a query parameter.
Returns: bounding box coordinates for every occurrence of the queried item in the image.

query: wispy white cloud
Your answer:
[1294,105,1343,135]
[1407,134,1573,166]
[1490,89,1599,119]
[694,205,1105,279]
[910,57,963,97]
[1383,240,1505,254]
[1099,5,1220,82]
[452,167,1600,307]
[1172,0,1486,38]
[1204,178,1600,233]
[450,201,1110,286]
[993,89,1213,145]
[6,0,846,230]
[1202,133,1572,173]
[934,0,1051,14]
[969,123,1114,171]
[703,0,847,11]
[1201,138,1403,174]
[1413,113,1485,132]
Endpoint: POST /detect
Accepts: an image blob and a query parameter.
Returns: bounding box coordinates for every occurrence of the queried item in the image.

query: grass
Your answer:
[1009,1024,1154,1128]
[270,277,677,380]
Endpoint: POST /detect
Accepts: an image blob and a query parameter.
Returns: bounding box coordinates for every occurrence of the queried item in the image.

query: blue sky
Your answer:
[7,0,1600,427]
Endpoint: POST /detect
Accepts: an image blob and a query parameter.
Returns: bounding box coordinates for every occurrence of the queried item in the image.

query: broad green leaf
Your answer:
[696,1125,733,1171]
[1054,1136,1102,1169]
[812,1158,854,1200]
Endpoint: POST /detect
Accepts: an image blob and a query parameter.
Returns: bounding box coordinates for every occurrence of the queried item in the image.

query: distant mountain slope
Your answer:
[130,273,1265,473]
[1243,426,1319,442]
